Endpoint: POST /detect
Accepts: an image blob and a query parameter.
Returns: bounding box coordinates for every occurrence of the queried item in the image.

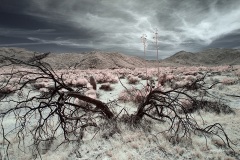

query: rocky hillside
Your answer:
[0,47,38,61]
[43,51,149,69]
[0,48,149,69]
[164,48,240,66]
[1,47,239,69]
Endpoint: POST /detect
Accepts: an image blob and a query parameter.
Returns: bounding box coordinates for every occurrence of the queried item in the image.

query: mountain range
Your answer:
[164,48,240,66]
[0,47,239,69]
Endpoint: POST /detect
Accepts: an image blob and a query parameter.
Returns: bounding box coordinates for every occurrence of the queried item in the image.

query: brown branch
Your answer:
[66,92,114,119]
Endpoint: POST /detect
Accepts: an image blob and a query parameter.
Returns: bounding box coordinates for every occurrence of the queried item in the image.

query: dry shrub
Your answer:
[235,70,240,78]
[158,73,167,85]
[179,98,193,112]
[73,78,88,87]
[221,78,237,85]
[182,100,234,114]
[39,88,49,93]
[185,75,196,82]
[99,83,113,91]
[32,82,46,89]
[95,73,118,84]
[0,85,15,94]
[118,88,148,104]
[212,137,226,148]
[139,74,151,80]
[118,91,131,102]
[101,122,121,139]
[127,75,139,84]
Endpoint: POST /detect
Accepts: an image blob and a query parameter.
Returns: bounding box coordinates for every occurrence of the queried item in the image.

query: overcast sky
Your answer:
[0,0,240,59]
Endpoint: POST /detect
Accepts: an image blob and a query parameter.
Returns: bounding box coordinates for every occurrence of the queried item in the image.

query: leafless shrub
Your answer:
[193,100,234,114]
[0,56,113,159]
[133,74,235,152]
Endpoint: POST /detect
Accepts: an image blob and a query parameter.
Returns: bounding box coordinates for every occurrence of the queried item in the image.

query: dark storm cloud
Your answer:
[207,30,240,49]
[0,0,240,58]
[0,0,31,13]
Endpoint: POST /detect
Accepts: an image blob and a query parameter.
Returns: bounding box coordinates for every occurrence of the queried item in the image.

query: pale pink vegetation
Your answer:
[118,91,130,102]
[33,82,46,89]
[158,73,167,85]
[65,79,72,85]
[173,80,190,89]
[0,76,5,82]
[153,84,165,92]
[127,75,139,84]
[196,74,203,80]
[22,75,32,81]
[139,73,153,80]
[95,72,118,84]
[185,75,197,82]
[213,65,231,72]
[133,90,146,103]
[235,68,240,78]
[236,71,240,76]
[39,88,49,93]
[183,70,198,76]
[160,74,176,86]
[32,79,52,89]
[175,66,202,76]
[118,87,149,104]
[71,77,88,87]
[62,73,76,85]
[131,70,139,77]
[9,77,20,84]
[166,74,175,81]
[116,68,132,78]
[147,68,158,77]
[221,78,237,85]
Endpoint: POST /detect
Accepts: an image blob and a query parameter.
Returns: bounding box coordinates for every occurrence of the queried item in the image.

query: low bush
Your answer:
[118,87,148,104]
[73,78,88,87]
[221,78,237,85]
[127,75,139,84]
[99,83,113,91]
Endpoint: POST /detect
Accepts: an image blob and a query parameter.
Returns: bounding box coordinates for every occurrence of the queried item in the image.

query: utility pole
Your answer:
[141,34,148,85]
[153,28,160,77]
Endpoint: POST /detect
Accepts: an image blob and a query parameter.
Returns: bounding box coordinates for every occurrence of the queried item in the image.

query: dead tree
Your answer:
[133,74,235,150]
[0,56,113,158]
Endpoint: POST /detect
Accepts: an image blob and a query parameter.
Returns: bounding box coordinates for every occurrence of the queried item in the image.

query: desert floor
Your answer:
[0,65,240,160]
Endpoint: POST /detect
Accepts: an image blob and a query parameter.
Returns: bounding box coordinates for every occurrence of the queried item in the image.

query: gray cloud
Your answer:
[0,0,240,59]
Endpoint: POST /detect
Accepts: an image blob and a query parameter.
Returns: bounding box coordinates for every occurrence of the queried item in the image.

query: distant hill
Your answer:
[0,47,239,69]
[163,48,240,66]
[0,47,39,61]
[43,51,148,69]
[0,48,149,69]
